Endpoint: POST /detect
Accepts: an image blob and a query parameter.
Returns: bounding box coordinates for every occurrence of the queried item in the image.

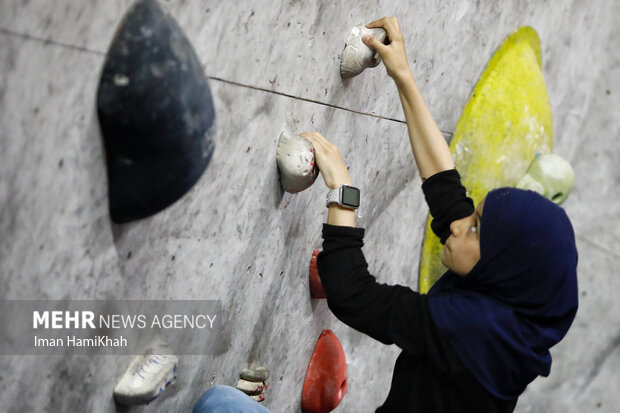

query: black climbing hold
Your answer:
[97,0,215,223]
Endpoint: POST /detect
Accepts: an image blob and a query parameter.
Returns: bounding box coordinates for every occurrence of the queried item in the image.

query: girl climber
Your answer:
[303,16,578,412]
[192,16,578,413]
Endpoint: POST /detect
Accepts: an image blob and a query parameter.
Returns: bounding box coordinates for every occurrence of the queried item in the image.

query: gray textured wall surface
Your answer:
[0,0,618,412]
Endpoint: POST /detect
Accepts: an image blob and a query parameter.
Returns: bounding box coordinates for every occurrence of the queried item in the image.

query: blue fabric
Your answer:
[427,188,578,401]
[193,386,273,413]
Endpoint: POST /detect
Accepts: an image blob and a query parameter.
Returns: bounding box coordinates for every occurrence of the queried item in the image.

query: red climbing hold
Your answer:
[301,329,348,413]
[309,249,326,299]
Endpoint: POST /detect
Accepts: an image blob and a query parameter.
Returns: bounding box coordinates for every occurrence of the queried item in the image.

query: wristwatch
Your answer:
[326,185,360,209]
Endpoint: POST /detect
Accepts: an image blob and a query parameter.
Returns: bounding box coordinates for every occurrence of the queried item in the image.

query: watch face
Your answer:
[341,186,360,208]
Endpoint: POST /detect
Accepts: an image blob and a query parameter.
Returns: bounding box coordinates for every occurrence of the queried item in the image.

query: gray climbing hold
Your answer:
[240,366,270,382]
[340,25,387,78]
[97,0,215,223]
[276,132,318,193]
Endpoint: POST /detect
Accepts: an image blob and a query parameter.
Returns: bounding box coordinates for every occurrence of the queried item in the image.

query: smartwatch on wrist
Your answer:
[326,185,360,209]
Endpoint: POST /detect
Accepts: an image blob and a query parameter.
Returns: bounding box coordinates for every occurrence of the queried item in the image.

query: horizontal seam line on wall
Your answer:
[209,76,408,124]
[575,233,620,262]
[0,27,454,133]
[209,76,453,133]
[0,27,105,56]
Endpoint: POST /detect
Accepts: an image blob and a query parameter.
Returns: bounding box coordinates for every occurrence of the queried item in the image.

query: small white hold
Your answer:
[140,26,153,37]
[114,74,130,86]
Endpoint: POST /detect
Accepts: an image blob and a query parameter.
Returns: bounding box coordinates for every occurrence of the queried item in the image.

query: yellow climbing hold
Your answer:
[419,26,553,294]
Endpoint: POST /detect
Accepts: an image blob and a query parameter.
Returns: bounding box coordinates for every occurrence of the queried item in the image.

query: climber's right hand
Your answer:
[363,17,412,83]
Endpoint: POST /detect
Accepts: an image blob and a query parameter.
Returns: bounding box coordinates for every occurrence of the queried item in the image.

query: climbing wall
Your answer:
[0,1,619,411]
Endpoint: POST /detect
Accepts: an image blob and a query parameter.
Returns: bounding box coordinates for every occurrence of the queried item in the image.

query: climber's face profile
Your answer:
[441,199,485,276]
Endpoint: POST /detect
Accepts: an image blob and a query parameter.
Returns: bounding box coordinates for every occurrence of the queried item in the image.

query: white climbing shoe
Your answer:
[340,25,387,78]
[113,342,178,405]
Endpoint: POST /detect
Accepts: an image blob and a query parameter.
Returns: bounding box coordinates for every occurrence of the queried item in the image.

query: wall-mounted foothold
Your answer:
[236,365,270,402]
[340,25,387,78]
[309,249,326,299]
[276,132,319,193]
[240,366,270,382]
[235,379,267,396]
[301,329,348,413]
[516,154,575,205]
[97,0,215,223]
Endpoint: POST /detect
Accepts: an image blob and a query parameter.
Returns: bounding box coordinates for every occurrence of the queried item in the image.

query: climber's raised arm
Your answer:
[364,16,454,180]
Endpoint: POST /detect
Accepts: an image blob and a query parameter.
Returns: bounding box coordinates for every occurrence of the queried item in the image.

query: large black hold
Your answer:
[97,0,215,223]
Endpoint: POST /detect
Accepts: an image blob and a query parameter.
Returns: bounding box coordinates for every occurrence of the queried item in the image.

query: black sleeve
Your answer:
[317,224,435,356]
[421,169,474,244]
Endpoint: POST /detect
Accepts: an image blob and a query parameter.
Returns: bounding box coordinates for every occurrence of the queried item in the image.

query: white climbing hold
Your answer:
[276,131,318,193]
[516,154,575,205]
[340,25,387,78]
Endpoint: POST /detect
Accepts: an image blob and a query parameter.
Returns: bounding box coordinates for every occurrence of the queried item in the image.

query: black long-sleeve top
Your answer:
[317,169,516,412]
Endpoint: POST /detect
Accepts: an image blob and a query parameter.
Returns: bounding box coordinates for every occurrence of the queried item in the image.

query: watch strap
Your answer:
[326,185,360,209]
[326,187,341,207]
